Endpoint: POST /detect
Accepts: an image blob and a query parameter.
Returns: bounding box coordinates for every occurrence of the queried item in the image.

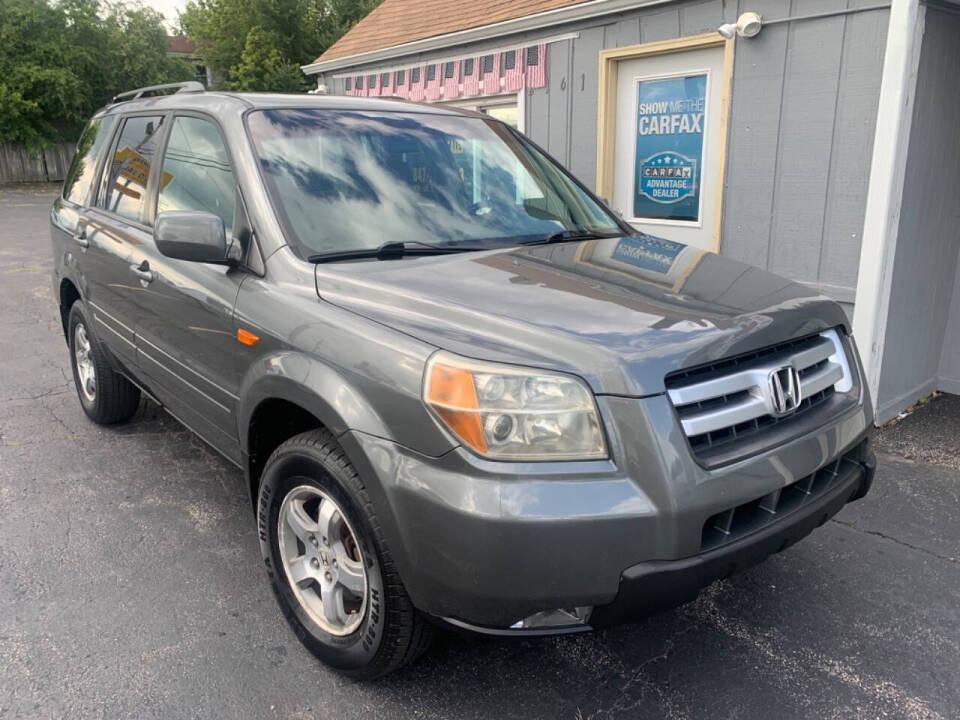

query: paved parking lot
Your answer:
[1,184,958,719]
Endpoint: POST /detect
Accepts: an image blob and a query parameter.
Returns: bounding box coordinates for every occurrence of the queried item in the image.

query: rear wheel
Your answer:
[68,303,140,425]
[257,429,433,679]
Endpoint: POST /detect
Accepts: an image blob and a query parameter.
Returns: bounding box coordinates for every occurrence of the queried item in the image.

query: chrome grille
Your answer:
[666,329,853,461]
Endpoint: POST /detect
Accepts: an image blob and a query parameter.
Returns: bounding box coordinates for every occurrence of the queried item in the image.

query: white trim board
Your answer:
[302,0,673,74]
[851,0,926,421]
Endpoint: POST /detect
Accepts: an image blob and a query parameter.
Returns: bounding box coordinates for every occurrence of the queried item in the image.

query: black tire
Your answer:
[257,429,433,679]
[68,302,141,425]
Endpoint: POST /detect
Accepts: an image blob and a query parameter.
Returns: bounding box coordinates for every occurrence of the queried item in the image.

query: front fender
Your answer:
[237,351,393,452]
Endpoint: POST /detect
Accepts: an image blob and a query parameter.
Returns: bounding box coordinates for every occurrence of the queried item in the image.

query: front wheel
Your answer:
[257,429,433,679]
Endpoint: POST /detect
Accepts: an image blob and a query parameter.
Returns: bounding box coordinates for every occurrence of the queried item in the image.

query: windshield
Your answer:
[246,109,620,256]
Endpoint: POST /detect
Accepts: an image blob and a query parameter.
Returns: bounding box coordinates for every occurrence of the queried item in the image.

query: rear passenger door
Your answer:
[51,114,118,289]
[131,113,249,462]
[84,113,168,368]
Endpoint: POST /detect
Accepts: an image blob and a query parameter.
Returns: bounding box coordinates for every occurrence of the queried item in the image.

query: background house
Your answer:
[167,35,211,88]
[303,0,959,425]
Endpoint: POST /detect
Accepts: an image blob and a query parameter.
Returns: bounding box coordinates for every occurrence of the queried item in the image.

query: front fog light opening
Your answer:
[509,606,593,631]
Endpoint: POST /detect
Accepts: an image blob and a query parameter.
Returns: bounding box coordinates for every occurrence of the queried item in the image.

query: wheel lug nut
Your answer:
[324,572,332,582]
[322,537,329,546]
[310,558,320,568]
[332,559,337,567]
[309,535,318,546]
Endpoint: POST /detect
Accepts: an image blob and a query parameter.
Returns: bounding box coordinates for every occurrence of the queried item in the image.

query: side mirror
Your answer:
[154,211,232,264]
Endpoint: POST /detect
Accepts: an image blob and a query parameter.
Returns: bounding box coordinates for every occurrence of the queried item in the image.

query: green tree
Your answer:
[179,0,384,92]
[0,0,192,151]
[229,27,306,92]
[314,0,383,54]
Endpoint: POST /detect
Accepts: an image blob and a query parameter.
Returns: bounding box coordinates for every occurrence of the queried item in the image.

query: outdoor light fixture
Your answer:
[718,11,763,39]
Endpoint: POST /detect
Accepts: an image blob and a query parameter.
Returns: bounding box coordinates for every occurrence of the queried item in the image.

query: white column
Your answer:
[851,0,925,419]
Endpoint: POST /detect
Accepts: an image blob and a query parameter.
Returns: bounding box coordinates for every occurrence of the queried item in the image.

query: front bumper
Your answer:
[339,392,874,632]
[589,446,874,627]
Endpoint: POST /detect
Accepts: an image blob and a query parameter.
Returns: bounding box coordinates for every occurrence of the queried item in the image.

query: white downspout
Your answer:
[851,0,925,421]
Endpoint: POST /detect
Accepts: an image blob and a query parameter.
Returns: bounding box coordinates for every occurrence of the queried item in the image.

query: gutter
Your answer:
[301,0,672,75]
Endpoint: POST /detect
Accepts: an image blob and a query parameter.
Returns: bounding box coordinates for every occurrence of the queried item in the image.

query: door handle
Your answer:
[74,228,89,249]
[130,260,156,284]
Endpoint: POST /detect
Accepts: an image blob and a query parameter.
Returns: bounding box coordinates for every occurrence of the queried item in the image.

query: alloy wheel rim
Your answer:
[74,323,96,402]
[278,485,368,636]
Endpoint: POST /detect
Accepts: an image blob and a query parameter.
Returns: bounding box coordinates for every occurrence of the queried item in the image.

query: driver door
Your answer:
[133,114,249,462]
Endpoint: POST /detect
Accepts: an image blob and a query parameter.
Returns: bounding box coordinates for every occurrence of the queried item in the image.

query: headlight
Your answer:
[423,352,607,460]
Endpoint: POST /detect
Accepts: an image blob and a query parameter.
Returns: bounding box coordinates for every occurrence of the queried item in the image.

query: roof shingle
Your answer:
[316,0,591,63]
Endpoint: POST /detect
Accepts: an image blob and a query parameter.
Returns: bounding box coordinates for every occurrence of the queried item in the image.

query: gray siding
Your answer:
[876,8,960,421]
[722,0,887,304]
[322,0,887,302]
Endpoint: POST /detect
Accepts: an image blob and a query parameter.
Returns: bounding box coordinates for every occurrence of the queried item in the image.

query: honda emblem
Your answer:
[769,366,802,416]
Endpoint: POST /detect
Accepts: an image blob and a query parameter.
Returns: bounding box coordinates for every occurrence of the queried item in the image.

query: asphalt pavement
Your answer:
[1,184,957,719]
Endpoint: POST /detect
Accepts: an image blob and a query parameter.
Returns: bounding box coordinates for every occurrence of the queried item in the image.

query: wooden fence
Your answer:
[0,143,74,184]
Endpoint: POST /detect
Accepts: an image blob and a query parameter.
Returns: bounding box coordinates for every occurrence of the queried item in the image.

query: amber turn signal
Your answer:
[424,361,487,453]
[237,328,260,346]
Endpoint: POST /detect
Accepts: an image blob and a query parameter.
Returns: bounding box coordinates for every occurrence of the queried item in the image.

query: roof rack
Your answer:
[110,81,205,105]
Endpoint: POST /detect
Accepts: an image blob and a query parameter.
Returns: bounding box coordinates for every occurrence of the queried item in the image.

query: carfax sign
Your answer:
[633,73,707,223]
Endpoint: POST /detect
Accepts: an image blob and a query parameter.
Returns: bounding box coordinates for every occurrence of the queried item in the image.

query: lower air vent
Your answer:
[700,443,866,551]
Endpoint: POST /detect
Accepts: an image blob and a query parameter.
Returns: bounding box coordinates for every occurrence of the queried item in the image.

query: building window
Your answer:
[449,99,520,129]
[356,76,363,89]
[345,77,352,91]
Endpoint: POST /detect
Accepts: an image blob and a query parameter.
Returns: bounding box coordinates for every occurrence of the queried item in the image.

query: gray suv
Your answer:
[50,82,876,678]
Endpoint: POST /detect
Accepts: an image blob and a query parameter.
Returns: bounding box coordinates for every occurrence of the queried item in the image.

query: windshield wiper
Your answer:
[308,241,486,264]
[521,229,622,246]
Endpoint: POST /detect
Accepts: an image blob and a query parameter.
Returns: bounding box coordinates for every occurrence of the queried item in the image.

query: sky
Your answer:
[147,0,188,31]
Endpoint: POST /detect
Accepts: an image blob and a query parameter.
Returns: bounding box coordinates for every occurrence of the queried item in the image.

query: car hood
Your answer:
[313,235,849,396]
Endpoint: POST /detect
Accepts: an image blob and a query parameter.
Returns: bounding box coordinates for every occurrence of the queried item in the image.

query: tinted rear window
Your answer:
[62,116,116,206]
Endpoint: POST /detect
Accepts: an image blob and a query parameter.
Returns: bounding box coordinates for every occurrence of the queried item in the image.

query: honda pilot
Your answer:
[50,83,875,678]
